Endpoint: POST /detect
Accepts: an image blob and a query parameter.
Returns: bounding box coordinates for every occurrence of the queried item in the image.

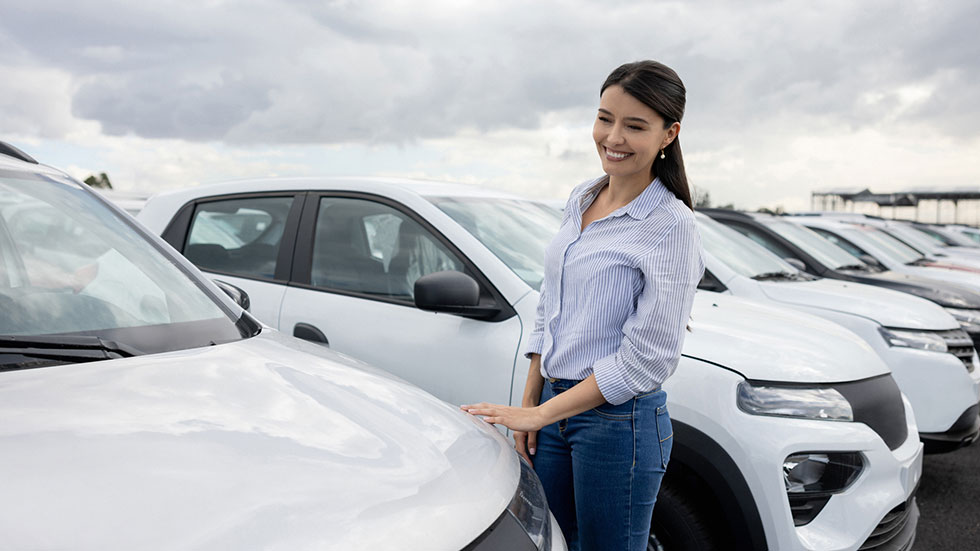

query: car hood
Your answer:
[0,330,516,550]
[685,292,889,382]
[861,270,980,309]
[757,278,959,330]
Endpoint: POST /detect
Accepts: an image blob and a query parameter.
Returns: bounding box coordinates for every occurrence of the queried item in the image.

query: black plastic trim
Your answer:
[0,141,38,164]
[461,510,537,551]
[920,404,980,453]
[666,420,768,551]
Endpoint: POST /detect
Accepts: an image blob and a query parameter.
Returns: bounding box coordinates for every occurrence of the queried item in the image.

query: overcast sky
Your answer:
[2,0,978,211]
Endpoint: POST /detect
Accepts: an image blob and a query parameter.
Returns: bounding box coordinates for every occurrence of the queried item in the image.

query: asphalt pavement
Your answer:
[915,440,980,549]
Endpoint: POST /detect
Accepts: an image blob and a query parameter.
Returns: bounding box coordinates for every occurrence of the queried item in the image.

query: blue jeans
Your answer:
[534,378,672,551]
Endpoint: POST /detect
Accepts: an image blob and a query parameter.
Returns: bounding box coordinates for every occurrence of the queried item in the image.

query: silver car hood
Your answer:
[0,330,517,550]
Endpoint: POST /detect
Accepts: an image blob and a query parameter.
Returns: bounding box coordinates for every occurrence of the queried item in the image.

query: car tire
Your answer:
[649,477,722,551]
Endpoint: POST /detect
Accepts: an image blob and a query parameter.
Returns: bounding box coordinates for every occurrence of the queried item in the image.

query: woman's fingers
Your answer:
[527,431,537,456]
[513,431,532,463]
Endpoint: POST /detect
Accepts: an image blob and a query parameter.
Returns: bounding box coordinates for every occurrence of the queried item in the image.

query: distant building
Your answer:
[811,188,980,226]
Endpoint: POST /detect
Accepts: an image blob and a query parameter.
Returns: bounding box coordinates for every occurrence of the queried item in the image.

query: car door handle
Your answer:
[294,323,329,346]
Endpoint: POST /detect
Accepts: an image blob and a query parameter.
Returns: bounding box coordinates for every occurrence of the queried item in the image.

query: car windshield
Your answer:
[697,215,800,279]
[430,197,561,290]
[765,221,868,270]
[879,225,936,254]
[0,169,255,370]
[857,226,926,264]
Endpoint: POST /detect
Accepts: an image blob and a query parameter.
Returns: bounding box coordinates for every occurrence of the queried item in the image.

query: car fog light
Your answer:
[783,452,864,526]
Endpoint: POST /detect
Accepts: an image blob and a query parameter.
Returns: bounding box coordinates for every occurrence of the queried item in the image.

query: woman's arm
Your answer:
[591,217,703,405]
[462,374,606,433]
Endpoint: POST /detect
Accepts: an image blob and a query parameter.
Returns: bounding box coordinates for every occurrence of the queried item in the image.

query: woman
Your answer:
[462,60,703,551]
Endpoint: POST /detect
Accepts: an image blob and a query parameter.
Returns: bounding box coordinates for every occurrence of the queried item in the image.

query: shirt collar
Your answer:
[576,176,671,221]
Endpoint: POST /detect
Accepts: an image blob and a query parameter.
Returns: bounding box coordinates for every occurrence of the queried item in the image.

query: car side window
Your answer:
[311,197,464,299]
[184,196,294,280]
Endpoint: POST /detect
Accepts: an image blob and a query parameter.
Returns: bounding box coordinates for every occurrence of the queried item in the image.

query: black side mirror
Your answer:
[414,271,500,320]
[213,279,251,311]
[697,270,727,292]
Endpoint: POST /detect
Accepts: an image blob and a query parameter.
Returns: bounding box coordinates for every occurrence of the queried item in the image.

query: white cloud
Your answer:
[1,0,978,211]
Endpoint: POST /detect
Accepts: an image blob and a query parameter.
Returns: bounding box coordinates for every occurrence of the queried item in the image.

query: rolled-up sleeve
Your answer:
[523,274,549,358]
[592,217,704,405]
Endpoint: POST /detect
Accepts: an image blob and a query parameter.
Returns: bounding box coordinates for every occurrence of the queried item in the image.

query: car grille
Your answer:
[858,490,919,551]
[939,329,976,372]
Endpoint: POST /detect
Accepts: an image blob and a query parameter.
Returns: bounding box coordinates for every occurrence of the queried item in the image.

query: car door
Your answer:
[278,193,523,407]
[161,193,304,327]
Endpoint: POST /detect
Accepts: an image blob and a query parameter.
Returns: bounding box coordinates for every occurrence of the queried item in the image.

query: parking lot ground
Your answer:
[915,438,980,549]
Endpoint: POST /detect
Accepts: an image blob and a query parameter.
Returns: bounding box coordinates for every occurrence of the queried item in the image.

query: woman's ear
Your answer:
[663,122,681,148]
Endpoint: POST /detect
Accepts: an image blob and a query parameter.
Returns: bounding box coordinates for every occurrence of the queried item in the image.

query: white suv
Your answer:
[0,148,564,551]
[696,214,980,452]
[140,177,924,550]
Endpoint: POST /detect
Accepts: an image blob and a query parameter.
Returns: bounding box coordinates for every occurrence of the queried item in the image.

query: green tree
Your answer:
[83,172,113,190]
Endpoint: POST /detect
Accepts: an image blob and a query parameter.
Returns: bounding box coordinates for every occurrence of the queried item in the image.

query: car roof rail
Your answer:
[696,207,753,219]
[0,141,39,164]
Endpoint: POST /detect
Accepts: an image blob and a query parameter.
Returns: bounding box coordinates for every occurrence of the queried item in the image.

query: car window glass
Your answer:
[766,221,864,270]
[312,197,464,300]
[0,175,244,350]
[185,197,293,280]
[808,227,869,258]
[726,223,797,259]
[859,227,923,263]
[430,197,561,291]
[696,215,799,278]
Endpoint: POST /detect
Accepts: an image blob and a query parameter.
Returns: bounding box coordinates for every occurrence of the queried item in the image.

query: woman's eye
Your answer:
[628,125,644,131]
[597,116,612,123]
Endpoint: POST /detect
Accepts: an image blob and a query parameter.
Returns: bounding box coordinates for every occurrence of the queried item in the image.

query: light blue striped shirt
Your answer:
[525,176,704,405]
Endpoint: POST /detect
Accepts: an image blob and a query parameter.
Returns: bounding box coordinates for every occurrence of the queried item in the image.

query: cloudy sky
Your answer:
[2,0,978,212]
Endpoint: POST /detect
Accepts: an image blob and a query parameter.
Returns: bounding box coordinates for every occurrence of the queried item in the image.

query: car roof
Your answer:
[149,176,528,204]
[0,151,66,178]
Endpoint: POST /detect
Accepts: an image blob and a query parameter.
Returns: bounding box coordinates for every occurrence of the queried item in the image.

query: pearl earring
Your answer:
[660,149,666,160]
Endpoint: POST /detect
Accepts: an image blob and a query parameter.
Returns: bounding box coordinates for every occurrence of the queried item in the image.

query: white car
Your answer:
[922,223,980,247]
[140,177,924,550]
[0,147,565,551]
[696,214,980,452]
[810,214,980,266]
[788,216,980,293]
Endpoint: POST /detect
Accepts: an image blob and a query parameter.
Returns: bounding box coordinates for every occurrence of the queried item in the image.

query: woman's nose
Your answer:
[607,124,626,144]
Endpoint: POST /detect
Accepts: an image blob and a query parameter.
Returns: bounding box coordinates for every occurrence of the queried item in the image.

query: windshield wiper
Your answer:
[837,264,871,272]
[906,258,933,266]
[751,271,799,281]
[0,335,142,372]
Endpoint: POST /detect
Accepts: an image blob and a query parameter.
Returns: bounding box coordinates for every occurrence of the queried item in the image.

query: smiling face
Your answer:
[593,84,679,184]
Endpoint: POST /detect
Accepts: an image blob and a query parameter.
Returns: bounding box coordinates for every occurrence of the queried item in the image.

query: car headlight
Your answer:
[737,382,853,421]
[879,327,948,352]
[508,456,552,550]
[784,452,865,526]
[944,307,980,332]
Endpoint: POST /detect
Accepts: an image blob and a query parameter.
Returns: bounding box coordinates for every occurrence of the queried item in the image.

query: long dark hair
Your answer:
[601,61,693,210]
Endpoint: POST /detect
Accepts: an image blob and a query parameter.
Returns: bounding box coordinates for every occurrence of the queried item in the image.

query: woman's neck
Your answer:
[602,174,654,209]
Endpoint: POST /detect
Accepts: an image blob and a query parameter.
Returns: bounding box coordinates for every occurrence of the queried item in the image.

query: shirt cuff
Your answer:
[523,332,545,359]
[592,353,634,405]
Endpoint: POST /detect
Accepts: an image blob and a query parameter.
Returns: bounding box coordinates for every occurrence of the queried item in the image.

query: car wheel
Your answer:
[649,477,722,551]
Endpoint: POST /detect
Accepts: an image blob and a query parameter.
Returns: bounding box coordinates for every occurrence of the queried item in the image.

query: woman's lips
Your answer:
[604,147,634,161]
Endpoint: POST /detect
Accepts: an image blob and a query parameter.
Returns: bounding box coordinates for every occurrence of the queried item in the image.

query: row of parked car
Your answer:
[2,140,977,550]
